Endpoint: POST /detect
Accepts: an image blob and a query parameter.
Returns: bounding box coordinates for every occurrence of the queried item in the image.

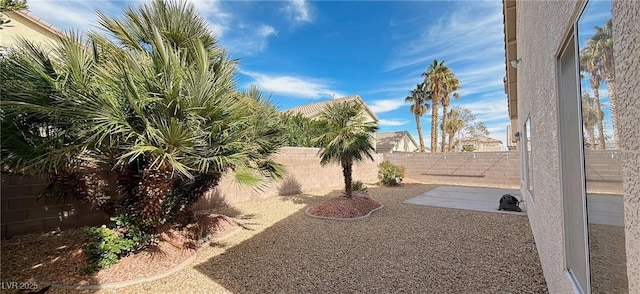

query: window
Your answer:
[523,116,534,199]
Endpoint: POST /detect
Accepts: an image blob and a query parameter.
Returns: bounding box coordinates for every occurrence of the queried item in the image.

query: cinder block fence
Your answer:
[1,148,621,237]
[1,147,382,237]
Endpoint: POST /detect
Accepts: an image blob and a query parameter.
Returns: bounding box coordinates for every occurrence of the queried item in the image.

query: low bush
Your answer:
[352,180,368,192]
[82,215,148,273]
[378,161,404,186]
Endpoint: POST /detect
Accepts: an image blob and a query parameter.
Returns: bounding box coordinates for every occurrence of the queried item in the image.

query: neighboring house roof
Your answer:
[1,10,64,53]
[284,95,379,122]
[458,135,503,144]
[376,131,419,153]
[10,10,64,37]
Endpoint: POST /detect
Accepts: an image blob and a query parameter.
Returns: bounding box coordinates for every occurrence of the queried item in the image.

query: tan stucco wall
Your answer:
[516,1,580,293]
[519,0,639,292]
[0,11,59,48]
[392,136,418,153]
[612,1,640,291]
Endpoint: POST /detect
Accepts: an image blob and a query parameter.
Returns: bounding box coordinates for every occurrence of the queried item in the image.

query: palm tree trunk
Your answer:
[604,77,618,148]
[588,128,596,150]
[448,131,455,152]
[592,86,606,149]
[138,168,175,226]
[441,104,449,152]
[416,114,425,152]
[431,104,439,153]
[342,160,353,198]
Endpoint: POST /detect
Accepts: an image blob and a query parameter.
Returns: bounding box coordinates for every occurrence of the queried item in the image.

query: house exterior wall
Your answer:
[0,11,59,48]
[517,1,581,293]
[392,135,419,153]
[518,0,639,292]
[612,1,640,291]
[454,140,503,152]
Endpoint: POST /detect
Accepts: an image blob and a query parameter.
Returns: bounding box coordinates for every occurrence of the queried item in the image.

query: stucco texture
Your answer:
[612,1,640,292]
[516,1,580,293]
[0,11,60,48]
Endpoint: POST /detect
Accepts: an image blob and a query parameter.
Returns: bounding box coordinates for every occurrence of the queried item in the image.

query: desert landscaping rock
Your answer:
[1,184,548,293]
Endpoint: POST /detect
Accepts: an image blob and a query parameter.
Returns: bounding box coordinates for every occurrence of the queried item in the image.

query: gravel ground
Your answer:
[13,184,548,293]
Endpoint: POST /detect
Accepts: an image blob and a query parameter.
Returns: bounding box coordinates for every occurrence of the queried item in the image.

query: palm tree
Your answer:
[443,108,465,152]
[581,92,601,150]
[316,101,378,198]
[1,0,284,229]
[423,59,454,153]
[440,76,460,152]
[579,44,606,149]
[405,83,430,152]
[590,19,617,147]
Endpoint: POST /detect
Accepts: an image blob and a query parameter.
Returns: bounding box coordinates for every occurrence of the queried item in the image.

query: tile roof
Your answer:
[375,131,419,153]
[9,10,64,37]
[458,135,503,143]
[284,95,379,121]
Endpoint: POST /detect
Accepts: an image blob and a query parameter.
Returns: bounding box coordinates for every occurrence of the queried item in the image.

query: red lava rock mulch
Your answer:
[307,192,382,219]
[1,213,242,288]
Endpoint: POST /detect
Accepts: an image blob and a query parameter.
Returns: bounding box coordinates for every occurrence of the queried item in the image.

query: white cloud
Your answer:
[258,25,277,37]
[283,0,313,25]
[387,1,504,72]
[241,71,342,99]
[369,99,406,114]
[226,24,277,54]
[378,119,409,127]
[185,0,231,37]
[27,0,117,31]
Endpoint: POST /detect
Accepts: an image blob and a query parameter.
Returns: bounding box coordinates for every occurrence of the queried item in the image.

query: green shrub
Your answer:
[352,180,368,192]
[378,161,404,186]
[82,215,147,273]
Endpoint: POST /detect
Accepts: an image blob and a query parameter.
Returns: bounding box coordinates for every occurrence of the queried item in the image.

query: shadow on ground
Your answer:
[193,185,548,293]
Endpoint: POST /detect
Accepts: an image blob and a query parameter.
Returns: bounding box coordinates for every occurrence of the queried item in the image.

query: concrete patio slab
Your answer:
[403,186,624,226]
[404,185,526,215]
[587,193,624,227]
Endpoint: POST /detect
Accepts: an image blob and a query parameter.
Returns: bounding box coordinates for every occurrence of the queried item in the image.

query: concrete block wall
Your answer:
[1,174,110,238]
[384,152,521,189]
[584,150,624,194]
[1,147,382,237]
[193,147,382,210]
[385,151,623,193]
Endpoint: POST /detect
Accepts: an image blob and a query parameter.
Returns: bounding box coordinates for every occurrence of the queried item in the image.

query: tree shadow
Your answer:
[192,192,548,293]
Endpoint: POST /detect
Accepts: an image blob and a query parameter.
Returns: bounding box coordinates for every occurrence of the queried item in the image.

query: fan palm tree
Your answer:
[443,108,465,152]
[581,92,601,150]
[405,83,430,152]
[579,44,606,149]
[440,77,460,152]
[422,59,454,153]
[590,18,617,147]
[1,0,283,229]
[316,101,378,198]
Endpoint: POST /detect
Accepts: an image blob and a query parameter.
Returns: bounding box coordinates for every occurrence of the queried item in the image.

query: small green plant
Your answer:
[378,160,404,186]
[82,215,147,273]
[352,180,368,192]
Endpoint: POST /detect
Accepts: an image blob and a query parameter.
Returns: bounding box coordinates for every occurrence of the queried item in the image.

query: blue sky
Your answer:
[27,0,511,149]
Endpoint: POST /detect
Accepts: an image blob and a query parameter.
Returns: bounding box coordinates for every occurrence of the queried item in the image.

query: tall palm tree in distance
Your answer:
[423,59,454,153]
[405,83,430,152]
[579,44,606,149]
[581,92,601,150]
[590,19,617,147]
[316,101,378,198]
[440,76,460,152]
[444,108,465,152]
